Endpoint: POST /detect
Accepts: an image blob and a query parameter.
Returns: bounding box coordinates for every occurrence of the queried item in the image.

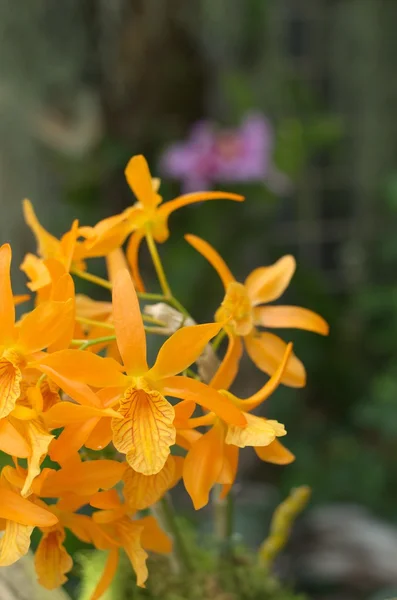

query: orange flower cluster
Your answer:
[0,155,328,598]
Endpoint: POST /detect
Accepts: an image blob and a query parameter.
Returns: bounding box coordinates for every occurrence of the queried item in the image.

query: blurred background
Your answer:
[1,1,397,599]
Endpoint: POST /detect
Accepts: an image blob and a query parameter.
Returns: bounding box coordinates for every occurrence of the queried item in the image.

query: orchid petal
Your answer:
[184,234,235,290]
[244,256,296,305]
[113,269,148,375]
[254,305,329,335]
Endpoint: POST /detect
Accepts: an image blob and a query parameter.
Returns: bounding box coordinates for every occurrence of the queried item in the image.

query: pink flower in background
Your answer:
[160,112,291,194]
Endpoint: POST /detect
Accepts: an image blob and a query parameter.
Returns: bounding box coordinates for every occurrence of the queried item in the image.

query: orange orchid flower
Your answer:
[181,344,294,510]
[0,466,58,566]
[35,269,246,475]
[0,244,74,424]
[110,154,244,291]
[185,234,329,388]
[87,488,172,595]
[21,200,81,292]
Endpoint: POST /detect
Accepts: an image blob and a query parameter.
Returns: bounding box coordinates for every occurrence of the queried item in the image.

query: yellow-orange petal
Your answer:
[254,438,295,464]
[18,419,54,497]
[225,413,285,448]
[244,255,296,306]
[60,219,79,272]
[0,357,22,419]
[115,517,148,587]
[183,423,225,510]
[149,322,222,381]
[0,418,30,457]
[238,342,293,411]
[49,418,100,465]
[210,331,243,391]
[138,515,172,554]
[36,365,101,407]
[106,247,129,284]
[34,527,73,589]
[184,234,235,290]
[90,489,122,510]
[20,253,52,292]
[161,191,244,219]
[44,403,120,428]
[0,520,33,566]
[42,459,126,497]
[173,399,196,429]
[113,269,148,375]
[112,386,175,475]
[123,455,176,510]
[254,305,329,335]
[84,417,113,451]
[175,428,201,451]
[218,442,239,500]
[244,332,306,388]
[35,350,127,389]
[126,230,146,292]
[23,199,60,260]
[18,299,74,353]
[75,294,112,320]
[0,244,16,344]
[0,487,58,526]
[90,548,120,600]
[160,376,246,427]
[125,155,161,209]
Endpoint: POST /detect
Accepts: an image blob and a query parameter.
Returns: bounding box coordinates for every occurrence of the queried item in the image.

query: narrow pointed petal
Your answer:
[123,455,176,510]
[0,488,58,526]
[0,419,31,457]
[60,219,79,271]
[36,365,101,407]
[149,322,222,380]
[0,244,15,344]
[112,387,175,475]
[126,230,146,291]
[0,357,22,419]
[113,269,148,375]
[18,419,54,497]
[139,515,172,553]
[255,439,295,464]
[116,518,148,587]
[161,191,244,219]
[34,350,127,389]
[244,256,296,305]
[183,424,225,510]
[244,332,306,388]
[49,418,100,465]
[226,413,285,448]
[210,332,243,391]
[90,549,120,600]
[23,199,60,259]
[0,521,33,566]
[160,376,246,427]
[44,402,120,428]
[18,299,74,353]
[125,154,160,209]
[184,234,235,289]
[254,305,329,335]
[34,527,73,589]
[75,294,112,320]
[239,342,293,411]
[106,247,129,284]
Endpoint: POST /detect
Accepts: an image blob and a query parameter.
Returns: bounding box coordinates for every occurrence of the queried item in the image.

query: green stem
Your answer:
[71,335,117,350]
[145,230,172,297]
[157,494,193,573]
[212,485,234,557]
[212,329,226,352]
